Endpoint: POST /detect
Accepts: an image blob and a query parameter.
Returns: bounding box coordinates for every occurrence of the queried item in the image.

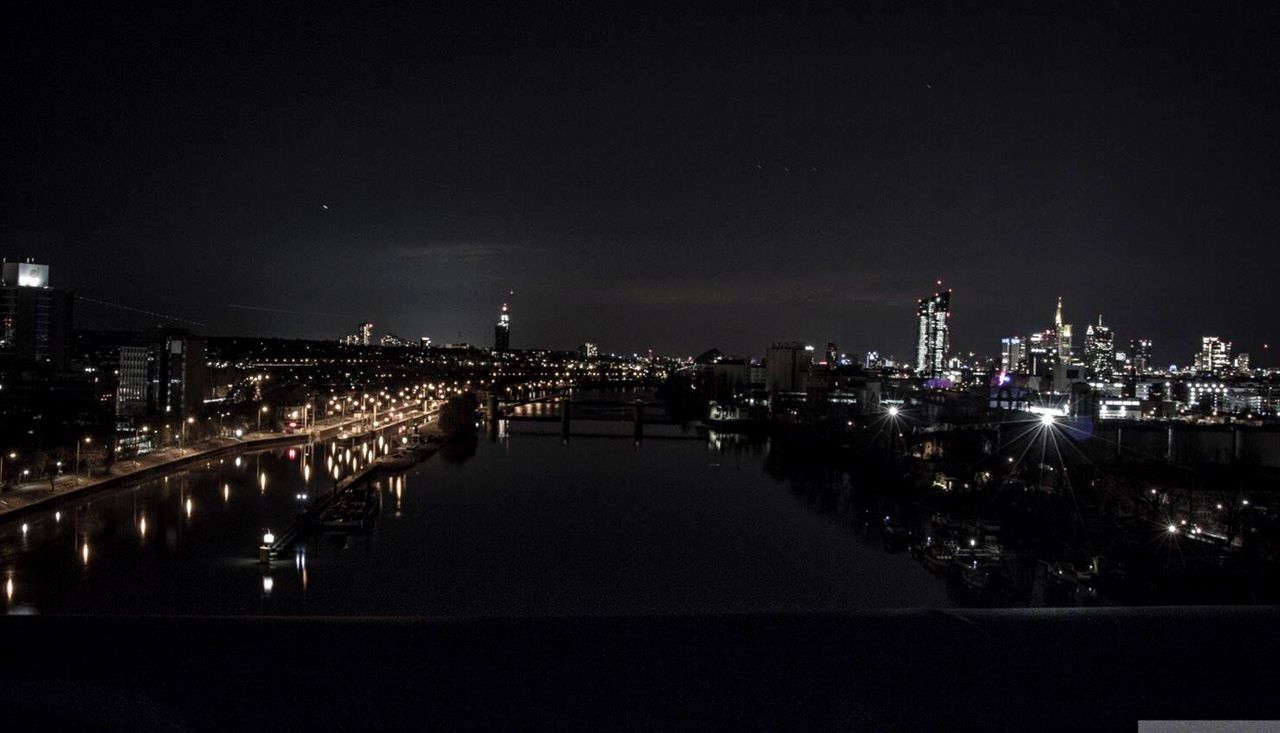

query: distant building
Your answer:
[579,342,599,359]
[914,285,951,378]
[825,342,839,368]
[766,342,811,394]
[1129,339,1153,375]
[0,258,74,367]
[1084,316,1115,379]
[1234,353,1250,374]
[380,333,408,347]
[339,322,375,346]
[116,330,208,420]
[494,302,510,352]
[1196,336,1232,375]
[864,350,880,370]
[420,336,432,348]
[1025,330,1056,377]
[1054,297,1073,363]
[1000,337,1024,374]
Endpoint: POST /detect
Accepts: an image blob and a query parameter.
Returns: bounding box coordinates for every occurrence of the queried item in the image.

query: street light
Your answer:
[0,451,14,487]
[181,416,195,450]
[258,405,269,433]
[76,436,92,485]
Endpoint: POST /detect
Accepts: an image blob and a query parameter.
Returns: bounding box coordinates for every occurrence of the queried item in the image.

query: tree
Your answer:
[437,393,480,437]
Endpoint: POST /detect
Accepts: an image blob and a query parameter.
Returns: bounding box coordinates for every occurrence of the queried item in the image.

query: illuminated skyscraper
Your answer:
[1084,316,1115,379]
[1196,337,1231,375]
[1054,296,1073,363]
[1129,338,1153,375]
[914,284,951,379]
[494,302,510,352]
[1001,337,1024,373]
[0,258,73,367]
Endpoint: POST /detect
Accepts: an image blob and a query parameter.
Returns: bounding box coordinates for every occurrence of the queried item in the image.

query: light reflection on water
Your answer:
[0,423,955,616]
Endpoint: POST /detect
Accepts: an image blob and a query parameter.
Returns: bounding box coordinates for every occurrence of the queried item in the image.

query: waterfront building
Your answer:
[0,258,74,367]
[914,284,951,378]
[766,341,811,394]
[494,302,510,352]
[115,330,208,420]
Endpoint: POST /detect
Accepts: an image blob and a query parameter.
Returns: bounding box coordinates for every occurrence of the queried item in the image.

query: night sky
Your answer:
[4,3,1278,365]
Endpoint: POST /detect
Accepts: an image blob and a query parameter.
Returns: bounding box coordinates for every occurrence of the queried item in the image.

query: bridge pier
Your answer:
[487,393,499,441]
[561,399,571,441]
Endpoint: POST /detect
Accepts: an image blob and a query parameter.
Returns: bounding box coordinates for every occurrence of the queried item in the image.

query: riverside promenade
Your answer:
[0,406,438,522]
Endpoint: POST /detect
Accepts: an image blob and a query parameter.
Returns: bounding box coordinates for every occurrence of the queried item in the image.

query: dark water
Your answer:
[0,422,953,616]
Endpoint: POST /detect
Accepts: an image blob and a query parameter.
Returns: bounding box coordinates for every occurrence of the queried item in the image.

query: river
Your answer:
[0,418,954,615]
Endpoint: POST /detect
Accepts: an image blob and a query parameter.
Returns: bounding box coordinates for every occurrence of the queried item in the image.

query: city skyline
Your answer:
[4,4,1277,358]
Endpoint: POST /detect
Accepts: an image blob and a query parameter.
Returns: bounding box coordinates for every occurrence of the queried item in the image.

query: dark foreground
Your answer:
[3,607,1278,731]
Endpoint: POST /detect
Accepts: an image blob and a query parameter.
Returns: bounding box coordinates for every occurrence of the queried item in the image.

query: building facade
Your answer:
[914,286,951,378]
[494,302,510,352]
[0,259,74,367]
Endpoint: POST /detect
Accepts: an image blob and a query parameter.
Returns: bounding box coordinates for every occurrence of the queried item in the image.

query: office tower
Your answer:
[0,258,74,367]
[864,351,880,370]
[1234,353,1250,374]
[825,342,839,368]
[766,342,811,393]
[579,342,599,359]
[420,337,432,348]
[915,285,951,378]
[1054,296,1073,363]
[1084,316,1115,379]
[1001,337,1024,373]
[359,322,374,346]
[494,302,510,352]
[116,330,207,419]
[1197,337,1232,375]
[1130,338,1153,375]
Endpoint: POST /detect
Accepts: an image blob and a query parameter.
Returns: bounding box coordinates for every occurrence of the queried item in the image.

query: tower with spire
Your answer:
[1054,296,1073,363]
[494,301,511,352]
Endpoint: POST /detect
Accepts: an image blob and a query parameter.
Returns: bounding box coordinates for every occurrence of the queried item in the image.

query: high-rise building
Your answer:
[1234,353,1250,374]
[1025,330,1056,376]
[864,351,880,370]
[1084,316,1115,380]
[0,258,74,367]
[579,342,599,359]
[494,302,510,352]
[766,342,811,393]
[340,322,375,346]
[1130,339,1153,375]
[116,330,207,420]
[914,285,951,378]
[1000,337,1024,373]
[1196,336,1232,375]
[1054,296,1073,363]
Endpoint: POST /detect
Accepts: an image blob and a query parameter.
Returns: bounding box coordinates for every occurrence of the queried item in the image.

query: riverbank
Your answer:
[0,407,437,523]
